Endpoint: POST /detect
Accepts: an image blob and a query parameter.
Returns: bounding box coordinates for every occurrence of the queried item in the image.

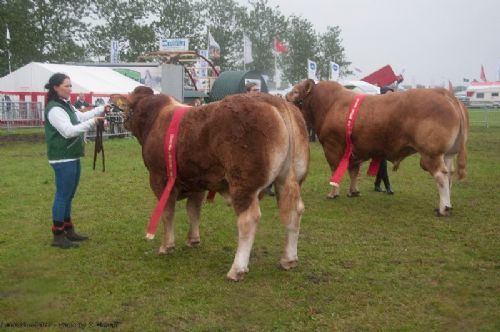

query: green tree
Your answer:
[152,0,206,54]
[201,0,247,71]
[282,15,319,85]
[0,0,90,75]
[242,0,287,78]
[317,26,351,80]
[86,0,156,62]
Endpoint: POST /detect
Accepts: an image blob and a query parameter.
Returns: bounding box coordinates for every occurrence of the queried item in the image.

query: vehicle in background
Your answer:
[466,82,500,108]
[455,91,470,106]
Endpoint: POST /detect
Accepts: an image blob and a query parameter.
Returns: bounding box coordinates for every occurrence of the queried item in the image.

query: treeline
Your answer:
[0,0,351,85]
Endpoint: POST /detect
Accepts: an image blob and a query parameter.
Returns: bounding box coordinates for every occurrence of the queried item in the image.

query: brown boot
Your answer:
[64,221,89,241]
[51,226,79,249]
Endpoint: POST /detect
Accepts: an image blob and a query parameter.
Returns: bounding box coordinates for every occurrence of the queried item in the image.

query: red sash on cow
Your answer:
[329,94,381,187]
[146,107,189,239]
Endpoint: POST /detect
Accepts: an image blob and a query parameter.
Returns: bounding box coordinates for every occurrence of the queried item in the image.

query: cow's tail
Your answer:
[456,101,468,180]
[281,103,297,176]
[448,92,468,180]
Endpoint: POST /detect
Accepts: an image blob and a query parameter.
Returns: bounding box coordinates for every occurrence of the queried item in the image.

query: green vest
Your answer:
[44,100,85,160]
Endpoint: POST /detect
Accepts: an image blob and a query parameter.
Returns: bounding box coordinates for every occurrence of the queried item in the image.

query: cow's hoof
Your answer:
[158,245,175,255]
[434,207,452,217]
[226,267,249,281]
[326,194,340,200]
[186,239,201,247]
[280,258,298,270]
[347,191,360,198]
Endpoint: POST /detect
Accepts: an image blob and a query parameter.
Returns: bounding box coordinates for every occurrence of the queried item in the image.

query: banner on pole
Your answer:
[330,61,340,81]
[307,59,317,80]
[243,35,253,64]
[110,40,120,64]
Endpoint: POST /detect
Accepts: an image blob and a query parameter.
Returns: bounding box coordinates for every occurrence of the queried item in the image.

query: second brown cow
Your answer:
[286,79,468,216]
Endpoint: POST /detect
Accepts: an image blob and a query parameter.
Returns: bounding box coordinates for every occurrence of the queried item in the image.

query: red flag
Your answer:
[480,65,487,82]
[448,80,453,92]
[274,38,288,53]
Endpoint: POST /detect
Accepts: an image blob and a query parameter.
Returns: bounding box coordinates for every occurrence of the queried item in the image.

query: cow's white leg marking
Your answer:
[275,177,304,270]
[227,196,261,281]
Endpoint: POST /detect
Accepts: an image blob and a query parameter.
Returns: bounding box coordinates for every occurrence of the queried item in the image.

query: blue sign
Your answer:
[159,38,189,51]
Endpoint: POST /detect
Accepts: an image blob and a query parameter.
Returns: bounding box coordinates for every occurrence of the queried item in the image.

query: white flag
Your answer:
[208,31,220,59]
[307,59,317,80]
[6,26,10,42]
[243,35,253,64]
[330,61,340,81]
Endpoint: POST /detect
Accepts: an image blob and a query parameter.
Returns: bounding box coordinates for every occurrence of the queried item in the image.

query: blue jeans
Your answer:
[51,160,81,223]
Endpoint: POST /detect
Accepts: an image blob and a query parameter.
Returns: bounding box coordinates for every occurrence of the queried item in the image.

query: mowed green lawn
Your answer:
[0,125,499,331]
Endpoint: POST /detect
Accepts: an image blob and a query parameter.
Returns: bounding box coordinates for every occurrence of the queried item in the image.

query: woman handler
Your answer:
[44,73,108,249]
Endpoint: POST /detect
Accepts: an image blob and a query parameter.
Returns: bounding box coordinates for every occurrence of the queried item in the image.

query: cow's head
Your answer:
[109,94,131,129]
[110,86,155,131]
[286,79,316,108]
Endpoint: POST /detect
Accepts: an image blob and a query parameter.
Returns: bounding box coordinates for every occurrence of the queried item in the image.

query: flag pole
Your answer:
[243,35,246,71]
[6,24,11,74]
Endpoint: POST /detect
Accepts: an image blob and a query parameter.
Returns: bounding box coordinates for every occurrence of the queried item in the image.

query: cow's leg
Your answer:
[275,176,305,270]
[149,173,177,254]
[159,195,177,254]
[186,191,205,247]
[227,195,261,281]
[420,155,451,216]
[324,145,343,199]
[347,161,362,197]
[444,155,454,209]
[327,185,341,199]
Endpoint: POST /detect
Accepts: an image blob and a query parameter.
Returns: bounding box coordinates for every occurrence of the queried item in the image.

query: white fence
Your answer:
[0,101,44,129]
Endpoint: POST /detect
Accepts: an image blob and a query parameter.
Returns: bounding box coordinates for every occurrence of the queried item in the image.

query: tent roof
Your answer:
[0,62,144,94]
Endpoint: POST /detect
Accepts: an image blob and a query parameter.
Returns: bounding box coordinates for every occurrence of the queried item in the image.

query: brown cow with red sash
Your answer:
[113,86,309,280]
[286,79,468,216]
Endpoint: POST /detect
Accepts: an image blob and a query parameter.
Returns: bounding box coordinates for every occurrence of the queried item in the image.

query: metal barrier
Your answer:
[0,101,131,137]
[0,101,44,129]
[468,108,500,128]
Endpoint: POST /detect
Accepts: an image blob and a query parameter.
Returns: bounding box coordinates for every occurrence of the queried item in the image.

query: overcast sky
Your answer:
[238,0,500,86]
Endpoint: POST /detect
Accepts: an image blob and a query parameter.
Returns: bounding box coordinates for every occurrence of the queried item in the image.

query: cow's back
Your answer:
[172,94,308,209]
[342,88,464,160]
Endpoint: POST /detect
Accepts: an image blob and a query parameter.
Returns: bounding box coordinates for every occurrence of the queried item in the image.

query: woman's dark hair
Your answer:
[45,73,70,103]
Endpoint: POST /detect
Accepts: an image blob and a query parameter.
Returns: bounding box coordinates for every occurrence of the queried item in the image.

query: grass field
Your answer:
[0,125,499,331]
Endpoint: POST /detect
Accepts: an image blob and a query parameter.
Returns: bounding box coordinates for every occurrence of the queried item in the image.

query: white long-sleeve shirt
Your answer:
[46,100,105,163]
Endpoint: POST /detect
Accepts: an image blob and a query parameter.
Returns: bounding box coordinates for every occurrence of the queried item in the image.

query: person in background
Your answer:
[245,82,259,93]
[374,86,394,195]
[44,73,109,249]
[244,82,275,196]
[74,92,90,110]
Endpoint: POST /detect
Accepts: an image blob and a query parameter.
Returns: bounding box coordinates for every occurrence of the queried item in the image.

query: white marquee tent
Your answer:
[0,62,144,104]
